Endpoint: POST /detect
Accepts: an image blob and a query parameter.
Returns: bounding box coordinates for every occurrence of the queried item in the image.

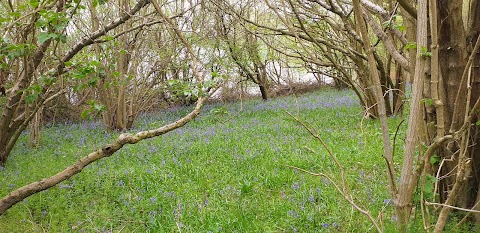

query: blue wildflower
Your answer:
[117,180,125,187]
[288,210,299,218]
[292,182,300,190]
[391,216,397,222]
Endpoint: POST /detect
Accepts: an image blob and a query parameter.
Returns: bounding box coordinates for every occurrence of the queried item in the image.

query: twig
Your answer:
[425,201,480,213]
[286,165,382,233]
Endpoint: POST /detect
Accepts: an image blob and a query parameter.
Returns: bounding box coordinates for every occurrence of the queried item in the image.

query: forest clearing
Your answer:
[1,0,480,232]
[2,89,411,232]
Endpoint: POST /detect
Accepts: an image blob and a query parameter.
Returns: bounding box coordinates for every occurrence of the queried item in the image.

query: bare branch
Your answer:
[0,96,207,215]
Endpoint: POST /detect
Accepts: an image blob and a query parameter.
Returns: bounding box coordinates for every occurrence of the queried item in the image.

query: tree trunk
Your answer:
[29,107,43,148]
[392,64,405,116]
[418,0,480,230]
[396,0,429,229]
[259,84,268,100]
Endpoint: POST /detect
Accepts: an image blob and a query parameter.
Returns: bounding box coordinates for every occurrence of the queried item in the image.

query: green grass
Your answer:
[0,88,417,232]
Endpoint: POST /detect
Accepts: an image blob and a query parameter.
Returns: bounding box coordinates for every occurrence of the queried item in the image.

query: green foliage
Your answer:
[23,75,57,104]
[24,84,42,104]
[209,106,229,116]
[38,32,66,44]
[0,42,35,60]
[423,98,434,106]
[0,89,469,232]
[430,155,440,165]
[165,79,199,103]
[28,0,40,8]
[36,10,68,30]
[420,46,432,58]
[70,60,104,92]
[405,42,417,50]
[382,15,406,32]
[91,0,109,7]
[423,174,437,200]
[81,100,106,119]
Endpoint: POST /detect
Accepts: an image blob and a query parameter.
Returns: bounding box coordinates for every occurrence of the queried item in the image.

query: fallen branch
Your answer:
[0,96,206,215]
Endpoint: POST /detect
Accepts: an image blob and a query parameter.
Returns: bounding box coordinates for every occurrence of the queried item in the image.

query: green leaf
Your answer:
[38,32,53,44]
[430,155,440,165]
[90,60,101,67]
[81,109,90,119]
[54,24,65,31]
[39,75,56,85]
[28,0,40,7]
[8,12,21,18]
[88,77,99,87]
[424,98,433,106]
[93,103,105,112]
[58,35,67,43]
[420,47,432,57]
[25,93,39,104]
[211,70,218,78]
[111,71,120,77]
[405,42,417,50]
[103,35,115,41]
[31,84,42,92]
[396,25,406,32]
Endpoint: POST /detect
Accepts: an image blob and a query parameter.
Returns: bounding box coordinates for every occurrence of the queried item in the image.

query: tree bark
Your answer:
[0,0,151,166]
[352,0,398,228]
[396,0,429,229]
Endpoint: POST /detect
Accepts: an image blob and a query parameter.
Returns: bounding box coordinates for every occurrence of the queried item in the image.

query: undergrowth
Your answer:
[0,88,444,232]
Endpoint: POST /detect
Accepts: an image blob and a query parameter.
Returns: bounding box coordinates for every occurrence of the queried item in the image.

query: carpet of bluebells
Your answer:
[1,89,410,232]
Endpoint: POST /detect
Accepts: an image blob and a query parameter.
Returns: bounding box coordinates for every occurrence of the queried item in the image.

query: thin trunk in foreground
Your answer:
[352,0,398,226]
[396,0,429,228]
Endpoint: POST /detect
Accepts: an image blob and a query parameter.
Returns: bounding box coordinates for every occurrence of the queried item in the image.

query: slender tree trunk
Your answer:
[352,0,399,230]
[392,64,405,116]
[396,0,429,229]
[29,107,43,148]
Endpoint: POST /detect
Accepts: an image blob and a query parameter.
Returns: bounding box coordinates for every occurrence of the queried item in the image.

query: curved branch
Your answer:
[397,0,418,19]
[0,96,206,215]
[56,0,151,76]
[364,11,410,71]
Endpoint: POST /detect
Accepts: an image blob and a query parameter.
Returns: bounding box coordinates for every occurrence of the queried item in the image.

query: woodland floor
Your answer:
[0,88,471,232]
